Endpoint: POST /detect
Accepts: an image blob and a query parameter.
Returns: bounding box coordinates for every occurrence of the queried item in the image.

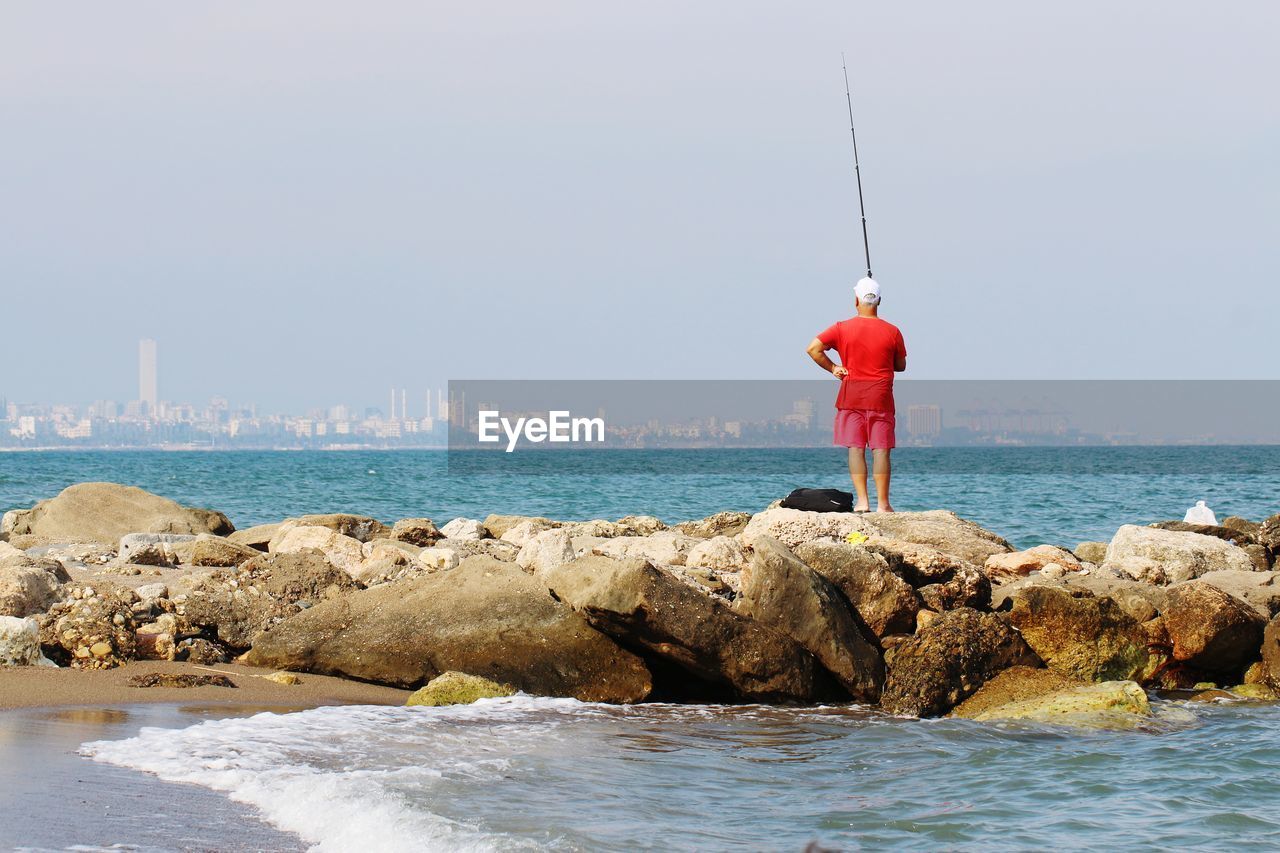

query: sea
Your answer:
[3,446,1279,850]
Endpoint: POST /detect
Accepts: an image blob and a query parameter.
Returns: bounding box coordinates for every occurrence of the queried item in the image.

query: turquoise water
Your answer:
[2,446,1277,547]
[81,697,1280,850]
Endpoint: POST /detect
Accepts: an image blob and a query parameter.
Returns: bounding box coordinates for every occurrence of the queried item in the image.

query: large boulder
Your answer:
[226,522,282,552]
[950,666,1082,719]
[685,536,748,571]
[287,514,388,542]
[880,608,1039,717]
[247,556,651,703]
[515,529,575,576]
[1261,614,1280,687]
[918,566,992,612]
[118,532,197,566]
[1006,585,1150,682]
[969,680,1151,726]
[1103,524,1255,583]
[546,555,817,702]
[792,540,919,638]
[1192,571,1280,619]
[0,557,67,618]
[1150,520,1257,546]
[994,573,1165,624]
[736,537,883,701]
[406,672,516,707]
[862,538,977,586]
[439,518,489,540]
[859,510,1014,565]
[389,518,443,547]
[589,533,699,567]
[739,507,865,550]
[673,511,751,540]
[0,616,56,666]
[1161,581,1264,674]
[181,550,359,650]
[269,525,365,576]
[189,534,261,567]
[499,518,562,548]
[984,545,1082,583]
[4,483,232,545]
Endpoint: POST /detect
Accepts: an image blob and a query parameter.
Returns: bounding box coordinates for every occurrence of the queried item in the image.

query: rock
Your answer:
[685,536,748,571]
[615,515,668,536]
[673,511,752,539]
[1243,661,1268,685]
[482,514,544,539]
[353,540,417,585]
[500,518,562,548]
[735,537,882,701]
[1162,581,1264,674]
[1243,544,1273,572]
[880,608,1038,717]
[858,510,1014,565]
[994,574,1165,625]
[1073,542,1108,564]
[38,588,138,669]
[134,583,169,601]
[182,551,360,651]
[288,514,388,543]
[950,666,1083,719]
[389,518,443,547]
[1107,555,1169,585]
[970,680,1151,725]
[405,671,517,706]
[247,556,651,703]
[5,483,232,545]
[227,522,282,552]
[0,562,65,618]
[177,637,229,665]
[1223,516,1261,539]
[1103,524,1255,584]
[515,529,575,576]
[189,534,260,567]
[265,671,301,686]
[1192,571,1280,619]
[984,545,1082,583]
[417,538,518,566]
[862,538,977,587]
[1261,615,1280,688]
[127,672,235,689]
[0,616,56,666]
[916,609,939,631]
[1261,514,1280,553]
[739,507,867,550]
[269,526,365,577]
[792,540,919,638]
[546,554,816,702]
[439,518,489,540]
[1229,683,1279,700]
[117,533,198,566]
[918,567,991,612]
[1006,585,1150,682]
[417,547,461,572]
[1150,520,1257,546]
[590,533,699,567]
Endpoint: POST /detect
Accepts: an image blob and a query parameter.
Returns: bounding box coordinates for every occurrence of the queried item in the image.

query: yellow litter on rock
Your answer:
[845,531,868,546]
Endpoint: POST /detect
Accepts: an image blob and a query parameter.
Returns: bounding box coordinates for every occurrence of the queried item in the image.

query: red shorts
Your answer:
[834,409,896,450]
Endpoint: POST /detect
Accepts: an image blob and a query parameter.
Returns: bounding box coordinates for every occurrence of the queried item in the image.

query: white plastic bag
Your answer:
[1183,500,1217,526]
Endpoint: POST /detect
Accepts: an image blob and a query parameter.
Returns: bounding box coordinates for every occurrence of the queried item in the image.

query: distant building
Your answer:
[138,339,158,414]
[907,404,942,437]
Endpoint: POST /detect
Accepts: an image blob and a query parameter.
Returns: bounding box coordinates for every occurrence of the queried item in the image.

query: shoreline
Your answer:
[0,659,410,712]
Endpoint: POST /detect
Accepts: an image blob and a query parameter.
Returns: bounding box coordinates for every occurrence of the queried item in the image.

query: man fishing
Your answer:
[806,277,906,512]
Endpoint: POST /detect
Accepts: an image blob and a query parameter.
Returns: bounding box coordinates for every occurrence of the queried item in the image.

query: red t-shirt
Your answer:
[817,317,906,413]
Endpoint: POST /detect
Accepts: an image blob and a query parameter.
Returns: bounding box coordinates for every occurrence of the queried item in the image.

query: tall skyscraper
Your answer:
[138,339,158,413]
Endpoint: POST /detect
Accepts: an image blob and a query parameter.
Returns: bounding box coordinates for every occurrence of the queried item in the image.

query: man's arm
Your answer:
[807,337,848,378]
[894,353,906,372]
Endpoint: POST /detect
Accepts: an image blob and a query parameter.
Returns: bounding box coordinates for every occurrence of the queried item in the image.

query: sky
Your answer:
[2,2,1277,412]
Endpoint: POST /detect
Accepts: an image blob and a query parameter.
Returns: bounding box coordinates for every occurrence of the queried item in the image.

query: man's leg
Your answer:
[848,447,870,511]
[872,448,893,512]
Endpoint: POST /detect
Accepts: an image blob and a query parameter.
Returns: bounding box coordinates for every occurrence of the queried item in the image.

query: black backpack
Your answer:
[780,488,855,513]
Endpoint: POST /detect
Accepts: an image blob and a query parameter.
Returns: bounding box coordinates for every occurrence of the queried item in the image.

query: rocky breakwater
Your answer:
[3,482,1280,722]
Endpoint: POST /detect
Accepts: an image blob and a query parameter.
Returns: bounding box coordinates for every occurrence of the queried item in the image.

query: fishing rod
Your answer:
[842,53,873,280]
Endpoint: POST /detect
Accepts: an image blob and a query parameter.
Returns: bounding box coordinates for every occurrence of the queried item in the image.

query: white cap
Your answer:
[855,277,881,305]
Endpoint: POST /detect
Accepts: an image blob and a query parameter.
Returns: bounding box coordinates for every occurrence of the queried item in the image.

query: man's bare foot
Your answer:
[853,503,870,513]
[876,504,895,513]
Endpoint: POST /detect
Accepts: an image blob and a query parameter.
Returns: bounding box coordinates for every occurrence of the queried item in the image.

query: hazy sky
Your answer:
[2,2,1276,411]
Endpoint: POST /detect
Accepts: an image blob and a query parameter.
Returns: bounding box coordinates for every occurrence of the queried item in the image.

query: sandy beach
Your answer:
[0,658,410,711]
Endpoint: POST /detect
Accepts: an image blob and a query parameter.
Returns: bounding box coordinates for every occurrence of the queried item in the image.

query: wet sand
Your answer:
[0,662,411,848]
[0,659,410,711]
